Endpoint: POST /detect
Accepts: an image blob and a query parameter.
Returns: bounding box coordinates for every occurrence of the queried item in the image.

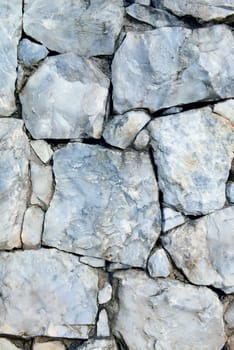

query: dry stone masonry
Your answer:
[0,0,233,349]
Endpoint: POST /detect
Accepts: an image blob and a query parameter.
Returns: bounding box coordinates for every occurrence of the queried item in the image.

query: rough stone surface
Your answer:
[18,39,48,67]
[135,0,150,5]
[20,54,110,139]
[0,249,99,338]
[23,0,124,56]
[149,107,234,215]
[0,338,21,350]
[33,341,65,350]
[226,182,234,203]
[133,129,150,150]
[162,207,185,232]
[225,301,234,330]
[79,256,106,268]
[103,111,150,149]
[31,140,53,164]
[0,0,22,116]
[98,282,112,304]
[0,119,30,250]
[153,0,234,23]
[22,206,44,249]
[78,339,118,350]
[147,248,171,278]
[43,143,161,267]
[112,25,234,114]
[30,162,53,209]
[97,309,110,337]
[162,206,234,293]
[113,270,225,350]
[214,99,234,125]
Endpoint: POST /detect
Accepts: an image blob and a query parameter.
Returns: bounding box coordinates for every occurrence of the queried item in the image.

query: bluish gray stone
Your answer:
[18,39,48,66]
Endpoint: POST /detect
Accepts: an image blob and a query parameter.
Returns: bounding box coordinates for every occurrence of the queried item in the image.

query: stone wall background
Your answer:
[0,0,234,349]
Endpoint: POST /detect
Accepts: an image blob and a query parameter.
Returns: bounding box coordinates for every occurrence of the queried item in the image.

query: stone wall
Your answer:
[0,0,234,349]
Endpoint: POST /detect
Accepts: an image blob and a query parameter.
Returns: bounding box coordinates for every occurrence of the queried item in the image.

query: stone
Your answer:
[0,0,22,116]
[17,64,25,92]
[113,270,225,350]
[133,129,150,150]
[0,249,99,338]
[135,0,150,5]
[126,4,181,28]
[98,282,112,304]
[147,248,171,278]
[97,309,110,337]
[22,206,44,249]
[23,0,124,56]
[107,262,131,272]
[20,54,109,140]
[225,301,234,330]
[18,39,48,67]
[214,99,234,125]
[162,207,185,232]
[43,143,161,268]
[227,336,234,350]
[80,256,106,268]
[30,162,53,209]
[33,341,65,350]
[112,25,234,114]
[0,119,30,250]
[226,182,234,203]
[153,0,234,23]
[103,111,150,149]
[31,140,53,164]
[149,107,234,215]
[0,339,21,350]
[162,206,234,293]
[78,339,118,350]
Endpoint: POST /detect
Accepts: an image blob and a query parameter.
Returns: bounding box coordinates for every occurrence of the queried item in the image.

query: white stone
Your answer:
[80,256,106,268]
[0,338,21,350]
[22,206,44,249]
[30,162,53,209]
[78,339,118,350]
[0,119,30,250]
[226,182,234,203]
[20,53,110,140]
[31,140,53,164]
[98,282,112,304]
[0,249,99,338]
[135,0,150,5]
[214,99,234,125]
[33,341,65,350]
[162,207,185,232]
[103,111,150,149]
[18,39,48,67]
[147,248,171,278]
[97,309,110,337]
[162,206,234,293]
[133,129,150,150]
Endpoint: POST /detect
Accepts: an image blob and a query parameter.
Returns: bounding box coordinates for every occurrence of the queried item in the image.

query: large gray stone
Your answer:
[0,0,22,115]
[0,249,99,337]
[0,119,30,250]
[149,107,234,215]
[152,0,234,23]
[23,0,124,56]
[43,143,161,267]
[162,206,234,293]
[112,25,234,114]
[20,53,109,139]
[113,270,225,350]
[18,39,48,67]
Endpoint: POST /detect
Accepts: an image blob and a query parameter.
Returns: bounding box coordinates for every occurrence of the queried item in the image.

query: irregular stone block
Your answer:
[226,182,234,203]
[225,301,234,330]
[0,249,99,338]
[162,206,234,293]
[149,107,234,215]
[98,282,112,304]
[0,338,22,350]
[30,162,53,209]
[78,339,118,350]
[162,207,185,232]
[147,248,171,278]
[0,119,30,250]
[33,341,65,350]
[97,309,110,337]
[31,140,53,164]
[79,256,106,268]
[133,129,150,150]
[18,39,48,67]
[213,99,234,125]
[43,143,161,267]
[20,54,109,139]
[23,0,124,56]
[113,270,225,350]
[22,206,44,249]
[112,25,234,114]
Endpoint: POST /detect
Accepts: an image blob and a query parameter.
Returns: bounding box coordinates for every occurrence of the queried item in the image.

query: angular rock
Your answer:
[103,111,150,149]
[133,129,150,150]
[147,248,171,278]
[113,270,225,350]
[162,207,185,232]
[33,341,65,350]
[135,0,151,5]
[112,25,234,114]
[0,339,22,350]
[17,64,25,92]
[149,107,234,215]
[226,182,234,203]
[22,206,44,249]
[0,249,99,337]
[18,39,48,67]
[153,0,234,23]
[107,262,131,272]
[80,256,106,268]
[30,162,53,209]
[162,206,234,293]
[98,282,112,304]
[78,339,118,350]
[23,0,124,56]
[0,0,22,116]
[20,54,109,139]
[0,119,30,250]
[43,143,161,267]
[97,309,110,337]
[31,140,53,164]
[214,99,234,125]
[225,301,234,330]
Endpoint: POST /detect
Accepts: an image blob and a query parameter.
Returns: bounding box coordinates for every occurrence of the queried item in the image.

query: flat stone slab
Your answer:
[43,143,161,267]
[0,249,99,338]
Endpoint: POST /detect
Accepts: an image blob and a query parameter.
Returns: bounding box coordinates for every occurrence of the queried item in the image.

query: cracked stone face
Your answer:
[43,143,161,267]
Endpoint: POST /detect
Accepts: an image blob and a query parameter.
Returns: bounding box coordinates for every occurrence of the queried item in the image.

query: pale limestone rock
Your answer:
[162,207,185,232]
[162,206,234,293]
[78,339,118,350]
[214,99,234,125]
[103,111,150,149]
[97,309,110,337]
[147,248,171,278]
[33,341,65,350]
[22,206,44,249]
[20,54,109,139]
[43,143,161,268]
[112,25,234,114]
[0,249,99,337]
[30,162,53,209]
[226,182,234,203]
[23,0,124,56]
[80,256,106,268]
[0,119,30,250]
[135,0,150,5]
[18,39,48,67]
[225,301,234,330]
[133,129,150,150]
[0,338,22,350]
[0,0,22,116]
[113,270,225,350]
[149,107,234,215]
[98,282,112,304]
[31,140,53,164]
